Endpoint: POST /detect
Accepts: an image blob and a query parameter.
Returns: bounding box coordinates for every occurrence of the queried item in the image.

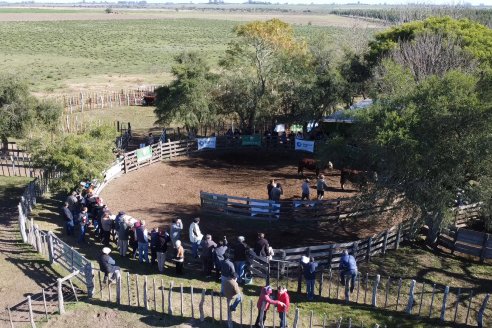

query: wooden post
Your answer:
[136,275,140,307]
[42,289,48,320]
[440,286,450,322]
[371,275,380,308]
[84,263,94,298]
[199,289,205,322]
[168,281,174,315]
[250,299,253,328]
[191,286,195,319]
[47,233,55,264]
[395,278,402,311]
[116,275,122,305]
[7,306,14,328]
[336,271,340,299]
[319,271,324,297]
[293,306,299,328]
[465,290,473,325]
[327,269,333,298]
[405,280,416,314]
[240,298,243,327]
[356,273,361,303]
[418,282,425,316]
[27,295,36,328]
[161,279,165,313]
[395,224,402,249]
[480,234,489,263]
[309,310,313,328]
[127,273,131,306]
[429,283,436,318]
[384,276,391,308]
[57,278,65,314]
[454,288,460,323]
[366,237,372,263]
[382,230,389,255]
[69,279,78,302]
[180,283,184,317]
[220,294,223,322]
[477,293,490,328]
[297,264,302,294]
[98,271,103,300]
[153,278,156,311]
[364,273,369,304]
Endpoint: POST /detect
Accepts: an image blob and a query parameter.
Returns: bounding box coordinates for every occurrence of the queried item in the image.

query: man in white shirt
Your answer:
[189,217,203,258]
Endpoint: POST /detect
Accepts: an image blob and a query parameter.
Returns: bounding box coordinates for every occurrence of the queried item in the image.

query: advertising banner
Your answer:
[197,137,217,150]
[136,146,152,163]
[295,139,315,153]
[242,135,262,146]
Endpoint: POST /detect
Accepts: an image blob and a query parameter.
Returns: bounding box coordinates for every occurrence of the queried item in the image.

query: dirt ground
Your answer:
[101,150,401,248]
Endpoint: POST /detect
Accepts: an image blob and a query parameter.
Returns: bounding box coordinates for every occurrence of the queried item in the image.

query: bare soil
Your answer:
[101,150,401,248]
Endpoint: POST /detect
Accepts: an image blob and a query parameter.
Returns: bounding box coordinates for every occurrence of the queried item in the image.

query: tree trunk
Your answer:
[1,136,8,155]
[425,211,444,245]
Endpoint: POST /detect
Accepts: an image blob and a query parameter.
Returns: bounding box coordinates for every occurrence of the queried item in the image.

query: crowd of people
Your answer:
[61,181,358,327]
[266,174,331,203]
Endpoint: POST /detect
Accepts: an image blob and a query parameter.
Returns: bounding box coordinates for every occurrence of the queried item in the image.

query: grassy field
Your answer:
[0,15,378,94]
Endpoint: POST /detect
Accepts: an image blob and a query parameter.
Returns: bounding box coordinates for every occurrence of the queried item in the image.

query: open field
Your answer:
[0,10,380,94]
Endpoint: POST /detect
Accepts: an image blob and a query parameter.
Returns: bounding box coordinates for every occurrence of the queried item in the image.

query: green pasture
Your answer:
[0,18,377,93]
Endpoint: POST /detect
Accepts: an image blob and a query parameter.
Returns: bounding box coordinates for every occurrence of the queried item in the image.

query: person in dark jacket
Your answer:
[254,233,269,257]
[233,236,249,284]
[150,227,160,266]
[135,220,149,263]
[201,234,217,276]
[76,207,89,244]
[98,247,120,283]
[157,229,171,272]
[339,250,358,293]
[267,180,275,200]
[214,237,228,279]
[301,256,318,300]
[62,202,74,236]
[220,253,236,295]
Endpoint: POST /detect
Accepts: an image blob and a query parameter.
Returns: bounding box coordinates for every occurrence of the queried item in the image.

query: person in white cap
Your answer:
[98,247,120,283]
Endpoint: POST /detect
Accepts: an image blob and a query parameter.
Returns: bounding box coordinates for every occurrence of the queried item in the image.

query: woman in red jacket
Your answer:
[255,286,285,328]
[277,286,290,328]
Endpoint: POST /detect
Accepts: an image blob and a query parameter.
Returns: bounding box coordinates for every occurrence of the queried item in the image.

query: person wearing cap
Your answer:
[301,256,318,300]
[233,236,249,285]
[301,178,310,200]
[255,286,285,328]
[189,218,203,259]
[339,250,358,294]
[98,247,120,283]
[316,175,329,200]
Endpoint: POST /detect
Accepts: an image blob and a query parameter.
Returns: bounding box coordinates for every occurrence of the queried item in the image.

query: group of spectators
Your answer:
[266,174,331,203]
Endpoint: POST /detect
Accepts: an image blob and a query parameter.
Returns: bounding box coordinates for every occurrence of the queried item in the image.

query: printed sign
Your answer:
[197,137,217,150]
[136,146,152,163]
[242,135,262,146]
[295,139,315,153]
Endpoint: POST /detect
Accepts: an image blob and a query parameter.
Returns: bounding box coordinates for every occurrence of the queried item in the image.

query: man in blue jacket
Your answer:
[301,256,318,301]
[339,250,358,293]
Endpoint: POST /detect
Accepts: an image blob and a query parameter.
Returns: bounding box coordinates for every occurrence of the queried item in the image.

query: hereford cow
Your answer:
[340,169,378,190]
[298,158,333,177]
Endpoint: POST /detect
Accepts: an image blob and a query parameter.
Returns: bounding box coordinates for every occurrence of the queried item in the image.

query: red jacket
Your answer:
[257,286,280,311]
[277,291,290,313]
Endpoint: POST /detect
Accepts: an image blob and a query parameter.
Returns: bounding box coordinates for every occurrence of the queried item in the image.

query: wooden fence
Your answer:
[0,142,37,177]
[439,227,492,262]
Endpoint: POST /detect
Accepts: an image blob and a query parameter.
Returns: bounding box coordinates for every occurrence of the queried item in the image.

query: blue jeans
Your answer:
[230,293,242,311]
[77,224,86,243]
[192,240,200,258]
[234,261,246,284]
[279,312,288,328]
[138,242,149,263]
[306,279,315,300]
[66,222,74,236]
[342,270,358,292]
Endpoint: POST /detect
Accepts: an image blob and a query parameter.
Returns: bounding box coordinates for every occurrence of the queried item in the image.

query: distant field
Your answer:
[0,10,380,94]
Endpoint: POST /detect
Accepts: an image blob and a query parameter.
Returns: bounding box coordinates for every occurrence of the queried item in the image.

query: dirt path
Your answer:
[0,178,61,325]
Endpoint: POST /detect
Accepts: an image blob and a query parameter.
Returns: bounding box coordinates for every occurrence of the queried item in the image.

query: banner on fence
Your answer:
[295,139,315,153]
[242,135,262,146]
[197,137,216,150]
[136,146,152,163]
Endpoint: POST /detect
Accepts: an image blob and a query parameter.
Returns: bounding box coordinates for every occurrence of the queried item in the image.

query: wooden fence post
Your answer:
[371,275,380,308]
[199,289,205,322]
[366,237,372,263]
[7,306,14,328]
[84,263,94,298]
[395,278,402,311]
[384,276,391,308]
[116,274,122,305]
[319,271,324,297]
[395,224,402,249]
[168,281,174,315]
[42,289,48,320]
[180,283,184,317]
[480,234,489,263]
[127,273,131,306]
[465,290,473,325]
[27,295,36,328]
[190,286,194,319]
[429,283,436,318]
[477,293,490,328]
[57,278,65,314]
[47,233,55,264]
[405,280,416,314]
[454,288,461,323]
[418,282,425,316]
[143,276,148,310]
[440,286,450,322]
[293,306,299,328]
[382,230,389,255]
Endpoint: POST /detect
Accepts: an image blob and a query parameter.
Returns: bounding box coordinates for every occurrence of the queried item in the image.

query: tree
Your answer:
[154,52,217,134]
[0,75,37,153]
[352,70,492,243]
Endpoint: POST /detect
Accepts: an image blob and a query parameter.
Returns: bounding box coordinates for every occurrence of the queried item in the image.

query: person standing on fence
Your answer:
[254,233,270,257]
[301,256,318,301]
[174,240,185,275]
[170,218,183,248]
[117,216,130,256]
[99,247,121,283]
[157,228,171,273]
[233,236,249,285]
[150,227,160,266]
[276,286,290,328]
[76,207,89,244]
[136,220,149,263]
[339,250,358,293]
[255,286,285,328]
[316,175,329,200]
[189,217,203,259]
[61,202,74,236]
[301,178,310,200]
[201,234,217,277]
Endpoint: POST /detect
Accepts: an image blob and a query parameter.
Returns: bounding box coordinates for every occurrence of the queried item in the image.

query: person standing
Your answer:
[150,227,160,266]
[170,218,183,247]
[220,254,236,295]
[98,247,121,283]
[117,217,130,256]
[277,286,290,328]
[301,178,310,200]
[255,286,285,328]
[174,240,185,275]
[214,237,228,279]
[267,179,275,200]
[135,220,149,263]
[201,234,217,277]
[339,250,358,294]
[61,202,74,236]
[76,207,89,244]
[157,229,170,273]
[316,175,329,200]
[100,213,112,246]
[233,236,249,284]
[189,218,203,259]
[254,233,270,257]
[223,276,242,313]
[270,183,282,202]
[301,256,318,300]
